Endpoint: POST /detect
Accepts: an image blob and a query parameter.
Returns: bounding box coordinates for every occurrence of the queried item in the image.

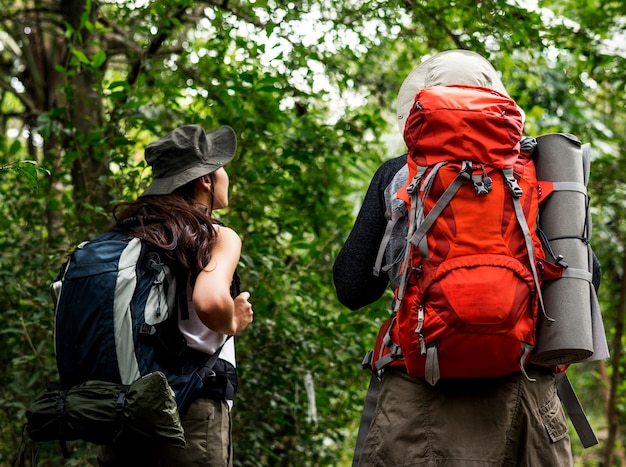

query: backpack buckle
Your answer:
[503,168,523,197]
[473,164,493,195]
[460,161,474,180]
[361,350,374,370]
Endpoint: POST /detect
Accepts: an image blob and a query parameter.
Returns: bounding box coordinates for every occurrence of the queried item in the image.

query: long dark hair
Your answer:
[112,182,217,285]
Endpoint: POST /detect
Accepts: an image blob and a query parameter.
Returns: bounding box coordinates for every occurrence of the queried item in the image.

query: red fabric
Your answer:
[404,85,524,169]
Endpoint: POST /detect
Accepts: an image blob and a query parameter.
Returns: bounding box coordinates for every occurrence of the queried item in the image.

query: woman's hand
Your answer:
[233,291,254,334]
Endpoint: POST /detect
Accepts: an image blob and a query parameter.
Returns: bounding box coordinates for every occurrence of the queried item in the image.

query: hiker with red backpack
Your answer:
[333,50,601,466]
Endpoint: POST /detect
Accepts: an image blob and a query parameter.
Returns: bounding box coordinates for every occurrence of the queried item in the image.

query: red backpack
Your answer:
[371,85,553,384]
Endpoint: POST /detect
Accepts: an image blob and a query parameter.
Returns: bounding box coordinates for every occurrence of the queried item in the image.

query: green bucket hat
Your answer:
[141,124,236,197]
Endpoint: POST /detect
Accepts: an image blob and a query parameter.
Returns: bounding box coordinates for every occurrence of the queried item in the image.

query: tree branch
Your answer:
[205,0,266,28]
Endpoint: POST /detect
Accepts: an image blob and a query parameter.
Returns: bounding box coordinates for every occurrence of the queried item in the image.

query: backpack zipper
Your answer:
[416,304,426,354]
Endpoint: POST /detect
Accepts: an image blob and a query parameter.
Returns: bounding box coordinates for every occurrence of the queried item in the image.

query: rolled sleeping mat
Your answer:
[530,133,595,365]
[573,143,608,362]
[585,267,610,362]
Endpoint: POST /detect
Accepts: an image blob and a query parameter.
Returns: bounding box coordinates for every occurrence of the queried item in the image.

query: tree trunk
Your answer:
[61,0,112,231]
[605,252,626,467]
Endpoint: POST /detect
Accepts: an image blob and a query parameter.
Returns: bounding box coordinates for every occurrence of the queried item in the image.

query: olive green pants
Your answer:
[359,368,573,467]
[98,398,232,467]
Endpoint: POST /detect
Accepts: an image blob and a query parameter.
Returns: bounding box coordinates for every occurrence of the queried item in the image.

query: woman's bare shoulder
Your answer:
[213,224,241,246]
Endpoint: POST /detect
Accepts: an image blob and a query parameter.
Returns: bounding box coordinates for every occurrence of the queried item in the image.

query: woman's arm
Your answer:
[192,225,253,335]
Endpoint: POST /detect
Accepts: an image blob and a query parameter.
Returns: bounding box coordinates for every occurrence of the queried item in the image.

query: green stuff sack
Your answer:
[26,371,185,448]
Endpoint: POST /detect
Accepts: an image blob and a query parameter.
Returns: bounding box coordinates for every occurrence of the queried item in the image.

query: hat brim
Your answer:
[396,50,511,133]
[140,126,236,197]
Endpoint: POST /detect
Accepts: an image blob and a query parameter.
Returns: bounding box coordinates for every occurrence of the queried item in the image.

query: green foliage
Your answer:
[0,161,50,192]
[0,168,61,465]
[1,0,625,465]
[227,106,389,465]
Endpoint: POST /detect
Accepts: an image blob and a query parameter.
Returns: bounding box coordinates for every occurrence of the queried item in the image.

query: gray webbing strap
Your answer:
[374,164,410,278]
[555,372,598,448]
[583,142,592,241]
[551,181,587,195]
[394,167,428,311]
[374,319,403,369]
[582,142,591,186]
[352,373,381,466]
[560,267,593,282]
[373,216,398,277]
[503,168,553,325]
[394,163,448,311]
[425,345,440,386]
[519,344,536,382]
[410,173,465,257]
[373,352,398,370]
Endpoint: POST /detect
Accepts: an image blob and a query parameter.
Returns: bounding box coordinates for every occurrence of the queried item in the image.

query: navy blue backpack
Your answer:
[52,229,226,415]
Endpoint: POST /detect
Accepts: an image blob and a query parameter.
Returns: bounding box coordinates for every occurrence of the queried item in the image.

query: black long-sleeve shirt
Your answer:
[333,155,407,310]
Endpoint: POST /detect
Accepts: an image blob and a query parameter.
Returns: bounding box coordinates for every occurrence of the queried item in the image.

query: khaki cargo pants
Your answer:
[359,368,573,467]
[98,398,232,466]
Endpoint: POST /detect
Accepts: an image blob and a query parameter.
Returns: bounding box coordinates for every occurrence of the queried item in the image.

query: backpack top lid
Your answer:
[403,84,524,169]
[396,49,522,133]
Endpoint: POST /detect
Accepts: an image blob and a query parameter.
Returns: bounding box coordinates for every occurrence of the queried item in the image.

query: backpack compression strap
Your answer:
[502,167,552,324]
[502,167,556,380]
[373,211,402,278]
[372,316,403,370]
[393,162,448,312]
[408,162,469,258]
[373,164,410,282]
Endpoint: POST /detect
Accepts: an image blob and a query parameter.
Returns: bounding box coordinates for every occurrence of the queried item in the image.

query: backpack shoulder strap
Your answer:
[351,372,381,467]
[555,372,598,448]
[194,335,234,380]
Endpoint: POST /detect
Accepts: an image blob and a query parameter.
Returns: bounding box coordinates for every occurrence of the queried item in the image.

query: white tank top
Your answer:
[178,284,236,368]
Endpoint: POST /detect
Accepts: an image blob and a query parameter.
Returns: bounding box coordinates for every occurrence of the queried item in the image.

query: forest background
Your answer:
[1,0,625,466]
